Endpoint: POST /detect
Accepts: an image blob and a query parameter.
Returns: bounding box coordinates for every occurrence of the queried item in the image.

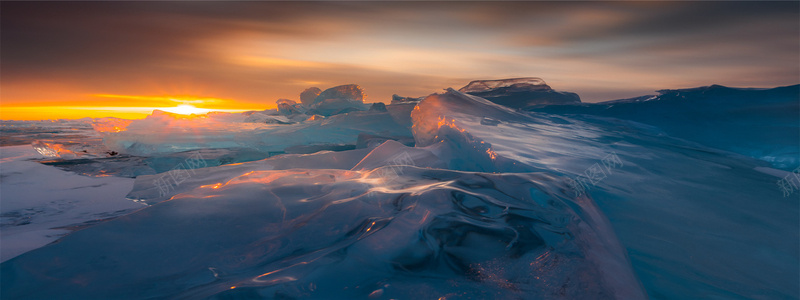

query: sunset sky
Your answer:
[2,1,798,120]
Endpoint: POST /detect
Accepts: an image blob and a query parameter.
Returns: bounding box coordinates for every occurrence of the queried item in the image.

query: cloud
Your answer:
[1,1,797,109]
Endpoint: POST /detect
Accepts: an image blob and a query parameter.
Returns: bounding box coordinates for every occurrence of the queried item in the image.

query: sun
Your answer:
[162,104,211,115]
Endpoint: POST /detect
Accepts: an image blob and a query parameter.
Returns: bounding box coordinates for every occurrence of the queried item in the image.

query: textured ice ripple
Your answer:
[0,167,643,299]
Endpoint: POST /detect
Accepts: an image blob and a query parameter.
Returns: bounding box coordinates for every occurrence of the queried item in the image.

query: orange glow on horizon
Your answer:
[1,94,269,120]
[0,105,264,121]
[91,94,229,106]
[1,106,159,120]
[161,104,211,115]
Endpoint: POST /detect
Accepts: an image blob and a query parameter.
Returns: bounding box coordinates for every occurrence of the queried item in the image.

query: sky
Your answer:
[2,1,798,120]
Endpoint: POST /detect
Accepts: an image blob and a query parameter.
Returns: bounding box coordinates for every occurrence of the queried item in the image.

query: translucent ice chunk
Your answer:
[312,84,364,105]
[276,99,305,116]
[31,140,112,159]
[101,108,411,156]
[410,87,799,299]
[309,97,369,116]
[1,166,645,299]
[299,87,322,106]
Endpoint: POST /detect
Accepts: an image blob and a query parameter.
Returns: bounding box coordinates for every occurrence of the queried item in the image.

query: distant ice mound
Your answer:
[459,77,581,108]
[533,84,800,170]
[391,94,424,103]
[275,99,305,116]
[312,84,364,105]
[265,84,372,119]
[459,77,550,93]
[307,84,370,116]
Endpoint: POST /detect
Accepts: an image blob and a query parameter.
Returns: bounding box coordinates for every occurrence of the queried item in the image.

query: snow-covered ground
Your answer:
[0,145,144,262]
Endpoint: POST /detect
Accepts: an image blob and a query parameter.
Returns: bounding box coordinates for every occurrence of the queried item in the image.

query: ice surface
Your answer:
[102,108,411,157]
[9,117,121,160]
[32,147,279,179]
[355,133,414,149]
[1,97,647,298]
[244,113,293,124]
[1,80,797,299]
[30,139,114,159]
[125,148,373,204]
[411,88,799,299]
[2,161,644,300]
[0,145,144,262]
[0,119,97,146]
